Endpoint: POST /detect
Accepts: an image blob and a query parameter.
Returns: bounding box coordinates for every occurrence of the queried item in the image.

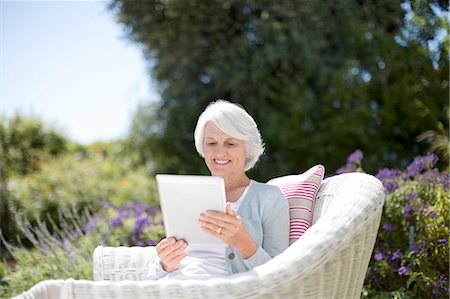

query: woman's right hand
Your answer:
[156,237,188,272]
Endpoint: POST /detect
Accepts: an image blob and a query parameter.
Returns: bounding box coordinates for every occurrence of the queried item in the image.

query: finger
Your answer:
[156,237,176,253]
[158,239,187,259]
[199,218,222,233]
[160,240,188,262]
[202,211,236,225]
[164,243,188,262]
[161,247,188,272]
[226,202,236,216]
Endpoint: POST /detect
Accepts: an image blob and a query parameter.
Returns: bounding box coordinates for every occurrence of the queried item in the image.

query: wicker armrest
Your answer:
[93,245,157,281]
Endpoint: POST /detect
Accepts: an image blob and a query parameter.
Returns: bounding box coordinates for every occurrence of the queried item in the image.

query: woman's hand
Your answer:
[155,237,188,272]
[199,203,258,259]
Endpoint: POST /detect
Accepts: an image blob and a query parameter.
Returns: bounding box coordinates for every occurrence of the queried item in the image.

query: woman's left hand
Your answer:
[199,203,258,258]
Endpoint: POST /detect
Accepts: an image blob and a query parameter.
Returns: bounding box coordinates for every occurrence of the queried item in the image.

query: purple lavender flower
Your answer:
[83,215,100,233]
[383,181,399,193]
[403,204,413,221]
[133,203,151,217]
[335,166,351,175]
[426,210,437,218]
[335,150,365,175]
[404,153,439,179]
[388,249,403,269]
[398,265,409,276]
[439,238,447,244]
[147,239,157,246]
[133,217,150,240]
[374,252,385,261]
[430,274,449,297]
[375,168,401,180]
[406,192,417,202]
[391,249,403,260]
[347,149,363,164]
[440,172,450,189]
[418,169,442,186]
[111,216,123,228]
[383,222,393,231]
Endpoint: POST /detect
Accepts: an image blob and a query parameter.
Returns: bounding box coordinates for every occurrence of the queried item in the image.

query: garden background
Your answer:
[1,0,449,298]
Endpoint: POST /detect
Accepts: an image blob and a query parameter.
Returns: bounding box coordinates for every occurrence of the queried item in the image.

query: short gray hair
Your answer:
[194,100,265,172]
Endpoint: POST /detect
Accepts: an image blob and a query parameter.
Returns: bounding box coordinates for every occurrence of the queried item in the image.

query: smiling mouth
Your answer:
[214,159,230,165]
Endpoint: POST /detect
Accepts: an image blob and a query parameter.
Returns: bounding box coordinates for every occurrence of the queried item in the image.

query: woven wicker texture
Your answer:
[14,172,385,299]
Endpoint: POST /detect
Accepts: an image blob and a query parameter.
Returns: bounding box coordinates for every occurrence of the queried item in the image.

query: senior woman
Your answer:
[146,100,289,280]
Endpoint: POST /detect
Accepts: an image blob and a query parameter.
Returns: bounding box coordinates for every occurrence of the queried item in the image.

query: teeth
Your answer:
[215,159,230,165]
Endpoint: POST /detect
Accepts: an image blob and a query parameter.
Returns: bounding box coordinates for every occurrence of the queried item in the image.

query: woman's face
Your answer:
[203,122,247,179]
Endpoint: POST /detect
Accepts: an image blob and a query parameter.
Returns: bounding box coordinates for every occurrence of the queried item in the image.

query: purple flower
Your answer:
[427,210,437,218]
[417,169,441,186]
[383,181,399,193]
[383,222,393,231]
[347,149,363,164]
[375,168,401,180]
[146,239,157,246]
[133,217,149,240]
[83,215,100,233]
[398,265,409,276]
[406,192,417,202]
[335,166,352,175]
[111,216,123,228]
[133,203,150,217]
[404,153,439,179]
[388,249,403,269]
[439,238,447,244]
[335,150,365,175]
[374,252,385,261]
[118,206,130,217]
[403,204,412,219]
[430,274,449,297]
[440,172,450,189]
[391,249,403,260]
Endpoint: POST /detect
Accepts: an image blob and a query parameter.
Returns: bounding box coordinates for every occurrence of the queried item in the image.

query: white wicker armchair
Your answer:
[14,172,385,299]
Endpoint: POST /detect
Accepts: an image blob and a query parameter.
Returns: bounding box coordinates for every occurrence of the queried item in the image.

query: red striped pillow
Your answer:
[267,165,325,245]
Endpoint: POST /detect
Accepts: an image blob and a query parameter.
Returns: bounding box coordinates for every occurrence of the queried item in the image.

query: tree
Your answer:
[110,0,449,179]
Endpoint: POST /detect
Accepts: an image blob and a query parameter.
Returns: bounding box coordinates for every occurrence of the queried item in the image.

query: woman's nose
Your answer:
[214,145,226,156]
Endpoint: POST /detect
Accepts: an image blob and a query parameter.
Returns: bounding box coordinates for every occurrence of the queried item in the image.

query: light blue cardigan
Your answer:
[226,180,289,274]
[146,180,289,279]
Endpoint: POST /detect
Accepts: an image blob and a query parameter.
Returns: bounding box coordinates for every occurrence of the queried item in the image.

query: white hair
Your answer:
[194,100,265,172]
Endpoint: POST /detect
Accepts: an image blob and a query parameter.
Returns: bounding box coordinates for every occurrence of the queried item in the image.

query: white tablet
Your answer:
[155,174,227,249]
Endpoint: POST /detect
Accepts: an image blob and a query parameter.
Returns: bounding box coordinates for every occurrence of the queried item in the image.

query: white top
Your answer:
[163,182,252,280]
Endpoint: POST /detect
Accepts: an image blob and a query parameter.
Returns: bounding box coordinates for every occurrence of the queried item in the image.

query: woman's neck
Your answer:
[224,174,250,202]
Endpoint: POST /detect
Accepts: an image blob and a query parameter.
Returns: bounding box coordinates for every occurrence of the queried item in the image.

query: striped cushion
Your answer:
[267,165,325,245]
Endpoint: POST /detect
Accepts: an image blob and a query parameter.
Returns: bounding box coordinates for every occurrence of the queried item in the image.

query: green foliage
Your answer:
[364,154,449,298]
[0,209,95,298]
[0,114,68,176]
[110,0,448,180]
[6,143,159,245]
[0,200,164,298]
[0,114,69,246]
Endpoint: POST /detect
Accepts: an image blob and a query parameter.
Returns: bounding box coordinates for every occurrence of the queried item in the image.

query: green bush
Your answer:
[363,154,449,298]
[6,144,159,242]
[0,208,94,298]
[0,200,164,298]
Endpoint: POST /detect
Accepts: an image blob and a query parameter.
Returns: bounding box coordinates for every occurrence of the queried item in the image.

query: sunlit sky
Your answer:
[1,0,159,144]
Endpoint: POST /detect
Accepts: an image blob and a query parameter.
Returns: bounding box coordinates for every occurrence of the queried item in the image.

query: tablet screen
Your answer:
[156,174,227,248]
